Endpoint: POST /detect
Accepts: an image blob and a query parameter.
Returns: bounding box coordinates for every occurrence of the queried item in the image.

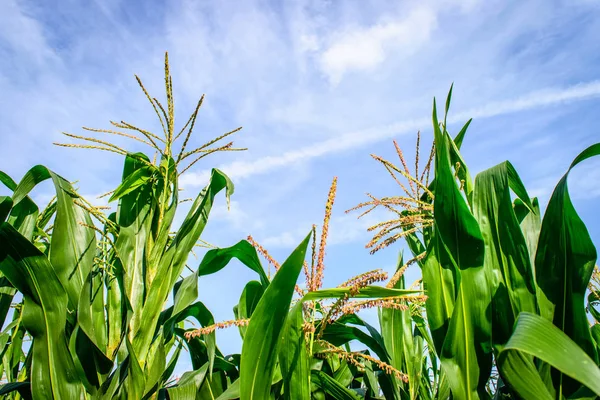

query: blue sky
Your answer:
[2,0,600,374]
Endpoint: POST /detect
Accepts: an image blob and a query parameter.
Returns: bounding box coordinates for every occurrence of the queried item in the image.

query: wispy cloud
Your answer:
[319,6,438,84]
[181,80,600,187]
[2,0,600,368]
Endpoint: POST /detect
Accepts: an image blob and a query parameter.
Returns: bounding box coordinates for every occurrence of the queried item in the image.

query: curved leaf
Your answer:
[311,370,361,400]
[0,223,84,399]
[13,165,96,317]
[535,143,600,395]
[499,313,600,398]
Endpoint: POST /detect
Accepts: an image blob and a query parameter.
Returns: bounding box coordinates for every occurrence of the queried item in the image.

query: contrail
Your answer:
[181,80,600,186]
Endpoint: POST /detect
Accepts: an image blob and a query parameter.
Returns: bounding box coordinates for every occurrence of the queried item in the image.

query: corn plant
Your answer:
[0,53,251,399]
[0,54,421,400]
[1,54,600,400]
[350,87,600,399]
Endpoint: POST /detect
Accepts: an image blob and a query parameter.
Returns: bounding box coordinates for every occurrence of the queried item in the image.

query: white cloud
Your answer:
[181,80,600,187]
[319,6,437,84]
[0,0,59,66]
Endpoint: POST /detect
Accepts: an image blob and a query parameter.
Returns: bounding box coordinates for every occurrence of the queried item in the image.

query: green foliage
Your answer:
[0,57,599,400]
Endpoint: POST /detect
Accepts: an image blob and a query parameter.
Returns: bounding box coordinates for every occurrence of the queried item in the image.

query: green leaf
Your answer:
[164,301,216,374]
[431,100,492,400]
[0,222,84,399]
[535,143,600,395]
[513,197,542,276]
[379,256,419,400]
[12,165,96,318]
[0,381,32,399]
[499,313,600,398]
[240,231,311,400]
[311,371,361,400]
[474,161,538,349]
[302,286,420,301]
[215,378,240,400]
[166,363,208,400]
[197,240,269,286]
[115,153,156,341]
[279,302,310,400]
[109,165,157,202]
[0,196,12,223]
[125,339,146,400]
[235,280,265,338]
[0,170,40,240]
[133,168,233,364]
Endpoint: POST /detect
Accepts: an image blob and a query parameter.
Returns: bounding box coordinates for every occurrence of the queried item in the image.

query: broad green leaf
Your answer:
[499,312,600,398]
[13,165,96,317]
[474,161,538,349]
[0,275,16,330]
[0,196,12,223]
[379,256,419,400]
[164,301,216,374]
[115,153,156,341]
[125,339,146,400]
[78,269,110,359]
[162,341,183,386]
[133,168,233,364]
[513,197,541,277]
[0,381,32,399]
[535,143,600,395]
[279,302,310,400]
[168,240,269,342]
[166,363,208,400]
[240,231,311,400]
[215,378,240,400]
[432,100,492,400]
[197,240,269,286]
[109,165,157,202]
[0,222,84,399]
[311,370,361,400]
[0,170,39,241]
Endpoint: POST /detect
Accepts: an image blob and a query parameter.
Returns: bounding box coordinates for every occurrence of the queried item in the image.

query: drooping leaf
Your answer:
[499,313,600,399]
[13,165,96,316]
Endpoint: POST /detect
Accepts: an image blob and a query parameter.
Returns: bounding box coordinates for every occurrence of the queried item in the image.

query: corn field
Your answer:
[1,54,599,400]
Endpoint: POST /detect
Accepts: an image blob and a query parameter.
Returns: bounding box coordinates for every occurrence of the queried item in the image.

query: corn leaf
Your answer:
[474,161,538,350]
[311,370,361,400]
[240,231,311,400]
[13,165,96,317]
[431,100,492,400]
[0,222,84,399]
[133,168,233,364]
[279,302,310,400]
[499,312,600,398]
